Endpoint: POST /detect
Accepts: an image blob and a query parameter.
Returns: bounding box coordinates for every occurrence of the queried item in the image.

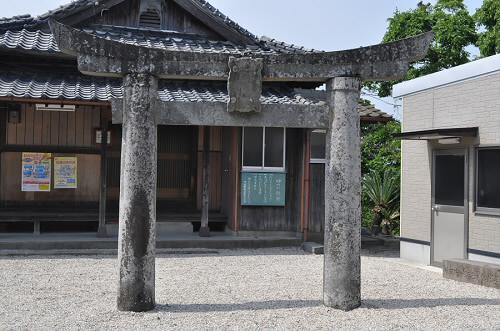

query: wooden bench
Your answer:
[0,211,227,234]
[0,211,98,235]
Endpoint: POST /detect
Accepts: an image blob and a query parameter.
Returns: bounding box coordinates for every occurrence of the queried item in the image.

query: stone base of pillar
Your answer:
[117,292,155,312]
[199,226,210,237]
[323,295,361,311]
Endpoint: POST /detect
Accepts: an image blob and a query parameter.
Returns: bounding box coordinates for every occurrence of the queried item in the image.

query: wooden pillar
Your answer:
[97,109,108,238]
[231,127,241,233]
[199,126,210,237]
[300,129,311,241]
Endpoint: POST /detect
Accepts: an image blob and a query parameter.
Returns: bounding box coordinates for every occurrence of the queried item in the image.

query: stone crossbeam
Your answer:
[49,20,433,82]
[111,99,329,128]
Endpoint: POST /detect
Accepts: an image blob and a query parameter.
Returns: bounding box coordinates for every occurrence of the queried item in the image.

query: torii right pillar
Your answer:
[324,76,362,311]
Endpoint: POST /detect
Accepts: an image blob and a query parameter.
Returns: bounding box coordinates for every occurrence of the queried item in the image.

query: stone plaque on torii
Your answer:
[50,20,432,312]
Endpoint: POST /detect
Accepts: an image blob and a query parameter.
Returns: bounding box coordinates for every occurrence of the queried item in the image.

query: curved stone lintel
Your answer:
[49,20,433,82]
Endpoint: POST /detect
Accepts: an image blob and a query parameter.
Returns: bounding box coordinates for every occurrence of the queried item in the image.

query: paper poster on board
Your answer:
[54,157,78,189]
[21,153,52,192]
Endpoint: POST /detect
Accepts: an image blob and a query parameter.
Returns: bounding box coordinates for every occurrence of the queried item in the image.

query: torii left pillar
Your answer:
[117,73,158,312]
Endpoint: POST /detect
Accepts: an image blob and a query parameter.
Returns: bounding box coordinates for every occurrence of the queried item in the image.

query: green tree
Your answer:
[368,0,477,97]
[361,121,401,175]
[475,0,500,56]
[361,121,402,233]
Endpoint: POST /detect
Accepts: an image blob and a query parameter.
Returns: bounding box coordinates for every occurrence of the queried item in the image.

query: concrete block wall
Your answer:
[401,71,500,259]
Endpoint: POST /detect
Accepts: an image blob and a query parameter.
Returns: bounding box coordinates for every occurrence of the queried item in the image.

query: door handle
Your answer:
[432,206,440,212]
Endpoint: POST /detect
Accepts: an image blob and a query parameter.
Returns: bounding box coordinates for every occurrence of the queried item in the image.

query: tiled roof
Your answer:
[190,0,257,41]
[0,0,255,38]
[0,0,100,31]
[0,0,257,40]
[82,25,300,55]
[0,30,59,53]
[159,82,325,105]
[0,26,314,55]
[0,0,316,55]
[358,104,393,120]
[0,71,392,120]
[0,71,123,101]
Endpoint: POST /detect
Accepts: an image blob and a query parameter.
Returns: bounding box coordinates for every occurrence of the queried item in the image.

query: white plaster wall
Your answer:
[400,140,432,242]
[400,241,431,265]
[468,253,500,265]
[401,71,500,256]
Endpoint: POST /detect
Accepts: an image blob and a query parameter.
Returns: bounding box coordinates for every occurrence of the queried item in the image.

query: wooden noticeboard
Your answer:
[241,172,286,206]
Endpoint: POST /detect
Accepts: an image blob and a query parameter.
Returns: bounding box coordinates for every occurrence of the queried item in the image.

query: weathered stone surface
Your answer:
[227,57,263,113]
[49,20,433,82]
[117,73,159,312]
[323,77,362,311]
[111,99,329,128]
[444,259,500,290]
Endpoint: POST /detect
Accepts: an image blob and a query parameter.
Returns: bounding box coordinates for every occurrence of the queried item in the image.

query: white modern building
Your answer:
[393,54,500,266]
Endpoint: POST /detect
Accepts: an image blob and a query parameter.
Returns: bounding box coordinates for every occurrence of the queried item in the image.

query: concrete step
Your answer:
[444,258,500,290]
[301,236,390,255]
[0,234,301,254]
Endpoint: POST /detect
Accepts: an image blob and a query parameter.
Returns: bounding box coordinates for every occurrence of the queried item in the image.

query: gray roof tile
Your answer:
[0,71,392,120]
[0,26,314,55]
[0,30,59,53]
[0,0,317,55]
[0,71,122,101]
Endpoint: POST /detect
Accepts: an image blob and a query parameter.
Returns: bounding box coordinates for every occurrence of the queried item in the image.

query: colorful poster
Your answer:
[21,153,52,192]
[54,157,78,189]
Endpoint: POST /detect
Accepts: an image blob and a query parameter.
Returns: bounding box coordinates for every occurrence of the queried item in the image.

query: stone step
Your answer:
[0,235,301,254]
[443,259,500,290]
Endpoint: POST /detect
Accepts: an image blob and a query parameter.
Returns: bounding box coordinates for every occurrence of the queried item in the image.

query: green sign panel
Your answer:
[241,172,286,206]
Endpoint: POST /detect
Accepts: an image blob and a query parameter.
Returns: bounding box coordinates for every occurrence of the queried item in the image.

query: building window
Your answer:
[310,130,326,164]
[242,127,285,172]
[476,148,500,213]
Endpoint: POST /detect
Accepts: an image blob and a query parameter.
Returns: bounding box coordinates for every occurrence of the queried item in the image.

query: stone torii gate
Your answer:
[50,21,431,312]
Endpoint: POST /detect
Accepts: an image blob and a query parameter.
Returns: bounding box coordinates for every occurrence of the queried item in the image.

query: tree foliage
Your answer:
[475,0,500,56]
[361,121,402,233]
[361,121,401,175]
[363,169,401,235]
[368,0,477,97]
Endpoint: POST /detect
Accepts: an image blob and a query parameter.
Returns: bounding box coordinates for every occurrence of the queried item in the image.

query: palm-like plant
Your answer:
[363,170,400,235]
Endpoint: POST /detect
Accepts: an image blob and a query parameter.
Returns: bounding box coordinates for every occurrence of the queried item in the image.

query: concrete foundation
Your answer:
[323,77,362,311]
[443,259,500,290]
[117,73,158,312]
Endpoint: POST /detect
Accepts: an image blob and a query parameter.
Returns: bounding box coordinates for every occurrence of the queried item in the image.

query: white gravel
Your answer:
[0,248,499,330]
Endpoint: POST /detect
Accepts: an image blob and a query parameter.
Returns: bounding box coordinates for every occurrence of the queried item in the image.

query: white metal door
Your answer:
[431,150,467,266]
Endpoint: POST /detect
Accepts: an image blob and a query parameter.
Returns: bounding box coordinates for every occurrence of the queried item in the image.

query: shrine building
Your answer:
[0,0,391,239]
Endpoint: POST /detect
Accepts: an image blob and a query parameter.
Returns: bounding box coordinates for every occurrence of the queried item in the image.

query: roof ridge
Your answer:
[87,24,222,41]
[0,0,103,31]
[189,0,259,42]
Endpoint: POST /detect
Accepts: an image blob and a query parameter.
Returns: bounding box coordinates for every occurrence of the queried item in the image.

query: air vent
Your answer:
[139,8,161,29]
[36,104,76,112]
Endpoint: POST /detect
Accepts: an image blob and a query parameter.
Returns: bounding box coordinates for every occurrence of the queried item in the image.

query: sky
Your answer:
[2,0,484,118]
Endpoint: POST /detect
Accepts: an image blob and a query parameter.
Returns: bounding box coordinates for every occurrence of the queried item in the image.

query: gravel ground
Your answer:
[0,248,499,330]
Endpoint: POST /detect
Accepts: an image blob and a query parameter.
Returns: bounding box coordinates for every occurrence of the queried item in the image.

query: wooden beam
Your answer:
[0,144,100,155]
[60,0,128,26]
[0,96,111,107]
[97,110,109,238]
[199,126,210,237]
